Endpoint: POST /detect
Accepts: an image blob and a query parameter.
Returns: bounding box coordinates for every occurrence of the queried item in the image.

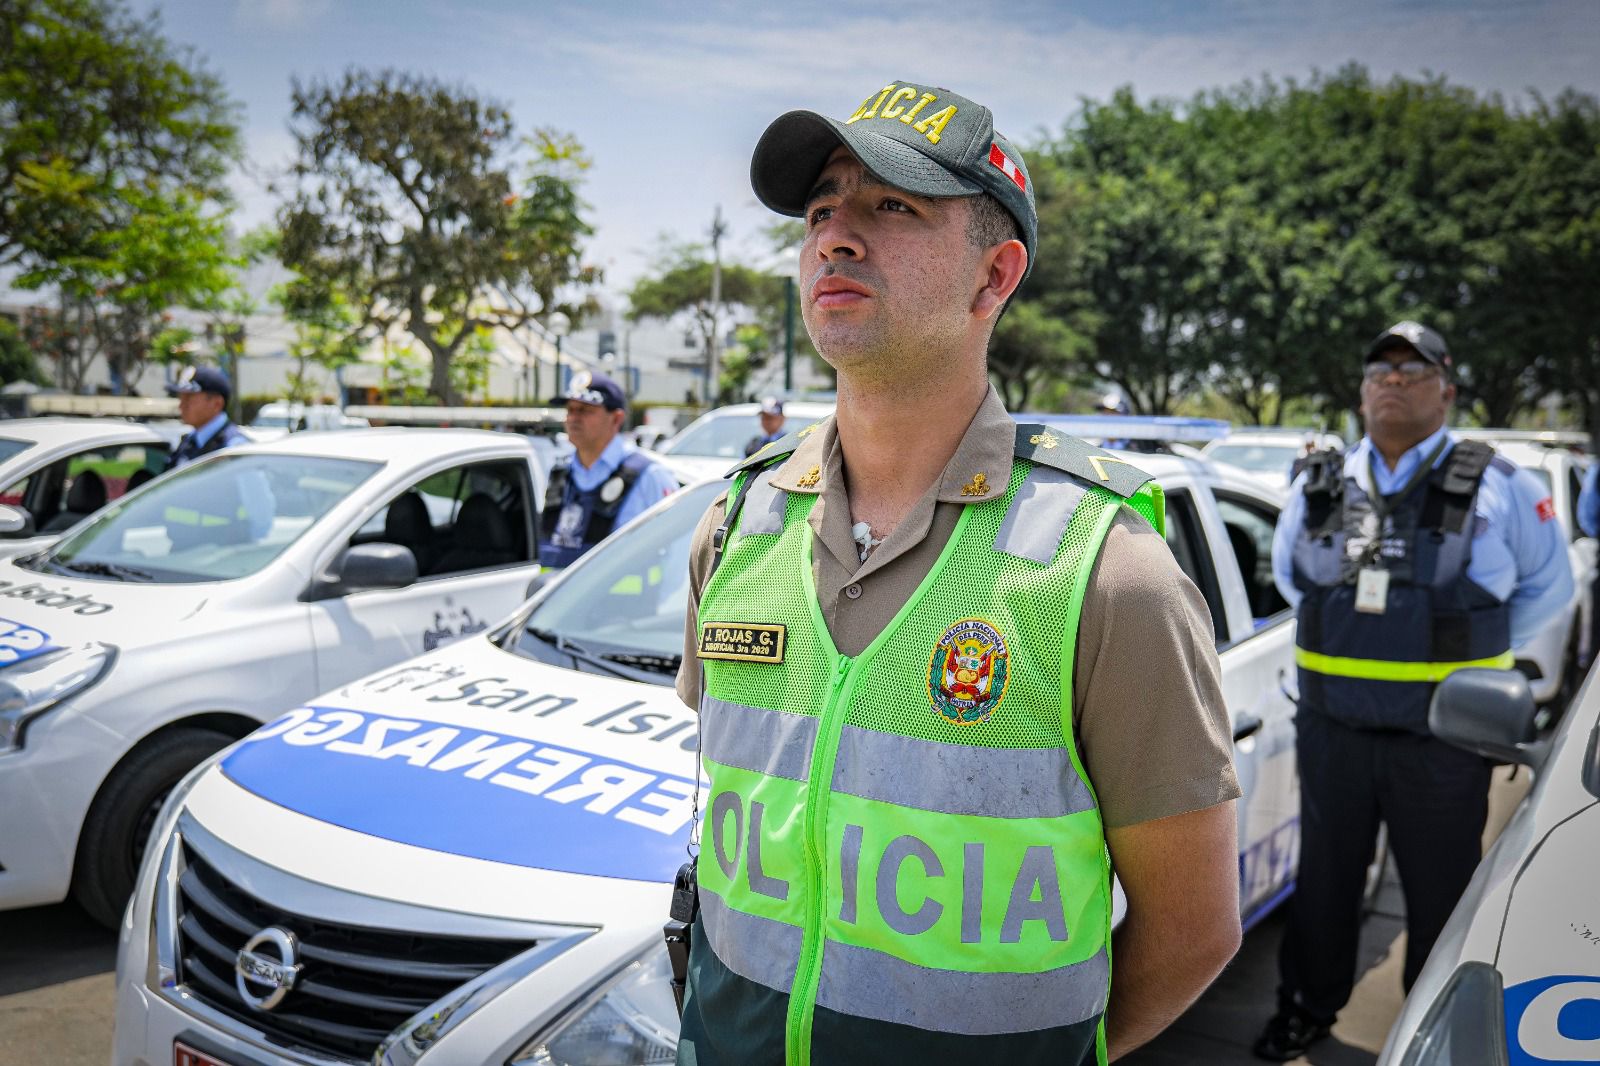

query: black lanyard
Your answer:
[1360,437,1449,566]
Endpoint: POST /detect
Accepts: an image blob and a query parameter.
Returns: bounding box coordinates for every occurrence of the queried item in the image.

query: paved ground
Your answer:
[0,768,1531,1066]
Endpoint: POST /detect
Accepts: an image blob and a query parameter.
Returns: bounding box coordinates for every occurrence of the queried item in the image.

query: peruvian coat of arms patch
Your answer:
[927,618,1010,725]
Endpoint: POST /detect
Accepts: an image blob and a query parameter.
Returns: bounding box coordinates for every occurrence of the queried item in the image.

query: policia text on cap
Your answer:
[1253,322,1574,1061]
[672,80,1244,1066]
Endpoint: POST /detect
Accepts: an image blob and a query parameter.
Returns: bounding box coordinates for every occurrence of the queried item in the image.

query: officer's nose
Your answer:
[813,212,864,264]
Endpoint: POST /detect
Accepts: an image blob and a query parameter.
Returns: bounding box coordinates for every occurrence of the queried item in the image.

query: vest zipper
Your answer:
[786,653,855,1066]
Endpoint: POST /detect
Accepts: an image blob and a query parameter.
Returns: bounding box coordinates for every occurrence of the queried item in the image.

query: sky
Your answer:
[137,0,1600,300]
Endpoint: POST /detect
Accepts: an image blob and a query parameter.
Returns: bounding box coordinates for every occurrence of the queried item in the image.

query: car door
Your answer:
[1164,481,1302,924]
[307,457,541,691]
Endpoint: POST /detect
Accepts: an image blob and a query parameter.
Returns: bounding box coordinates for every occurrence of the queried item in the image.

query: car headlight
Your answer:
[510,944,678,1066]
[1398,961,1509,1066]
[0,641,116,753]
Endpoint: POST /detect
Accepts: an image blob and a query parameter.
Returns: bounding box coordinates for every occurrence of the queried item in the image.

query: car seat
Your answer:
[429,493,516,574]
[43,470,108,532]
[383,491,438,573]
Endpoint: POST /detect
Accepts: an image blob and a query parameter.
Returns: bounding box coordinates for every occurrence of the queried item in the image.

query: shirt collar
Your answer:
[191,412,230,447]
[765,385,1015,504]
[575,434,629,474]
[1355,424,1455,486]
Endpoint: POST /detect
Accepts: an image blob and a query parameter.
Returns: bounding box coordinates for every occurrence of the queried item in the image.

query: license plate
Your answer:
[175,1041,236,1066]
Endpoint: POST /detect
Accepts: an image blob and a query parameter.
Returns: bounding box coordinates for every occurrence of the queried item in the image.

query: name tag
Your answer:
[1355,568,1390,615]
[698,622,786,664]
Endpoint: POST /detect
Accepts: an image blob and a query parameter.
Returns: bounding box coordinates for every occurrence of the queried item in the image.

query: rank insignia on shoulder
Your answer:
[797,465,822,488]
[1029,430,1059,449]
[698,622,786,664]
[961,472,991,497]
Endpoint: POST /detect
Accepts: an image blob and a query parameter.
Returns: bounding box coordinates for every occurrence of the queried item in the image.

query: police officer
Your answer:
[1256,321,1574,1060]
[537,370,677,568]
[163,366,248,470]
[743,396,787,457]
[674,79,1243,1066]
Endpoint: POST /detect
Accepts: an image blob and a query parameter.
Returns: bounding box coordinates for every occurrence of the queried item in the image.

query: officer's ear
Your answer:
[609,409,626,433]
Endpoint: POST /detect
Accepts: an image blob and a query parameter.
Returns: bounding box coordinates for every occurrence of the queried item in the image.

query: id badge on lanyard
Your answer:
[1355,567,1390,614]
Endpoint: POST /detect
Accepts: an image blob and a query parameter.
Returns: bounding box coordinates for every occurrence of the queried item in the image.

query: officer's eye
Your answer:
[807,205,834,227]
[881,198,913,213]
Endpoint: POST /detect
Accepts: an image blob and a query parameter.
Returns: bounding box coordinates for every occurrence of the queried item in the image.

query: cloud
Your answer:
[235,0,332,31]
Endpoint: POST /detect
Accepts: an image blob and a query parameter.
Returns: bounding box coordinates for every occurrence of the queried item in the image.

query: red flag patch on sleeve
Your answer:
[1536,497,1557,522]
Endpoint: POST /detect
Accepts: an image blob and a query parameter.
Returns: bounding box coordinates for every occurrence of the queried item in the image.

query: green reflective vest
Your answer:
[683,430,1164,1066]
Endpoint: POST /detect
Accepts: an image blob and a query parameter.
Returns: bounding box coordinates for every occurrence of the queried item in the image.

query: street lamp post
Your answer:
[546,311,571,396]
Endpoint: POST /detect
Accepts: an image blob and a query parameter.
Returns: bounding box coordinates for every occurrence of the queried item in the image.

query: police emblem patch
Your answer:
[927,618,1009,725]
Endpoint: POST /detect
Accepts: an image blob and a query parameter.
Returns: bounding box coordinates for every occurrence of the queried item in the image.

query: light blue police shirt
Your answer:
[1580,462,1600,540]
[569,435,678,528]
[1270,425,1574,648]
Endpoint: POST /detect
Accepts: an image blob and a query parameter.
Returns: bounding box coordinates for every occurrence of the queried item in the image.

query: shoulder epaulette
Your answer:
[1441,439,1494,493]
[1013,424,1153,500]
[723,430,805,479]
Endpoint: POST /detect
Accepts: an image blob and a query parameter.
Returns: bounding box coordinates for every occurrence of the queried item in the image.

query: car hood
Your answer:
[0,555,215,660]
[181,635,692,931]
[1495,798,1600,1062]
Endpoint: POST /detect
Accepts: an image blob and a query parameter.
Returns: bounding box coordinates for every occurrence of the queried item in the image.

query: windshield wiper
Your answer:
[525,627,659,682]
[599,651,682,677]
[54,559,155,582]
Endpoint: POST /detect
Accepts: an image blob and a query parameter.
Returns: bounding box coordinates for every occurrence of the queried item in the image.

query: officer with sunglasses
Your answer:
[1254,321,1574,1060]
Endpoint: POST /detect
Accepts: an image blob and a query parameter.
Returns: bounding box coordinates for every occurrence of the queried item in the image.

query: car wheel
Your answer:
[71,728,233,928]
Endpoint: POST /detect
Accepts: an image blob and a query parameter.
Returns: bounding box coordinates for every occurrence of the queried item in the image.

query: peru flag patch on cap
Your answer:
[989,143,1026,192]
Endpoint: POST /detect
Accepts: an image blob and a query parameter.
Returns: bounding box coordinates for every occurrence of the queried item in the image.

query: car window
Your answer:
[0,471,33,508]
[1163,489,1227,644]
[517,479,722,672]
[1216,492,1291,627]
[0,437,31,468]
[1206,443,1299,477]
[355,459,535,579]
[65,443,169,502]
[1569,463,1589,541]
[36,453,380,582]
[660,413,822,458]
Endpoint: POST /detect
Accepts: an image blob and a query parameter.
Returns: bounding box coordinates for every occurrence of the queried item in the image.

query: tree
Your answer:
[277,71,599,403]
[627,240,795,404]
[0,318,46,386]
[1,0,238,268]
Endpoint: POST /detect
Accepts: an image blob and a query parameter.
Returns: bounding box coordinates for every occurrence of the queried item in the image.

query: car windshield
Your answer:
[515,479,722,681]
[659,413,821,458]
[1207,443,1300,475]
[0,436,33,467]
[34,452,380,582]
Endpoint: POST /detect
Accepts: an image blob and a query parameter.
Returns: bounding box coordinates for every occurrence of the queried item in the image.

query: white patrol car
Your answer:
[1201,427,1347,494]
[0,417,171,547]
[1457,431,1597,708]
[113,419,1310,1066]
[0,428,547,927]
[1379,662,1600,1066]
[651,400,834,484]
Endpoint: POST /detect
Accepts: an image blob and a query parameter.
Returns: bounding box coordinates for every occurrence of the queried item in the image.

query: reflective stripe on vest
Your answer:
[1294,647,1515,682]
[696,457,1140,1064]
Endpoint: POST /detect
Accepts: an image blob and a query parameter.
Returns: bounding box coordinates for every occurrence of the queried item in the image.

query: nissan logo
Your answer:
[235,926,302,1012]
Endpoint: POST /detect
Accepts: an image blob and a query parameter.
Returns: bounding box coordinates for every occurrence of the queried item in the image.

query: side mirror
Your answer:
[1429,668,1542,767]
[0,503,35,538]
[303,543,418,600]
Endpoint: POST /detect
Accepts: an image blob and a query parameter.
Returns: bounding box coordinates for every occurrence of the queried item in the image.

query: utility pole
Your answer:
[706,205,726,408]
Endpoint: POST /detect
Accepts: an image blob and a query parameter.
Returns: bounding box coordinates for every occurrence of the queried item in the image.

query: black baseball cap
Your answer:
[165,365,232,401]
[561,370,626,412]
[751,80,1037,277]
[1364,321,1453,373]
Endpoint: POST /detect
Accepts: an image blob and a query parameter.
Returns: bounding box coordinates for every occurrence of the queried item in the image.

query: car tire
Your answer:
[71,728,234,928]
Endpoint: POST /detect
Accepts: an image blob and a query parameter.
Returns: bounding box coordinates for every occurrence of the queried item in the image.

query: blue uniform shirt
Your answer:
[170,412,248,469]
[1271,426,1574,648]
[1580,461,1600,539]
[569,435,678,528]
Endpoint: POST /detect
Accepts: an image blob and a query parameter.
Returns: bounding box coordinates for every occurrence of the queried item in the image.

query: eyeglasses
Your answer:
[1363,360,1440,384]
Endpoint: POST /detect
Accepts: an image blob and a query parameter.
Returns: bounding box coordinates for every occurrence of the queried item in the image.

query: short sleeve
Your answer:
[1072,510,1241,829]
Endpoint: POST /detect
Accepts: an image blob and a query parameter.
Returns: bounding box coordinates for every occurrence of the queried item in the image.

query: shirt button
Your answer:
[844,583,863,600]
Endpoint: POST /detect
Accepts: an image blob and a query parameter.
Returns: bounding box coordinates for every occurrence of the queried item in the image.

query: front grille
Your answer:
[174,844,536,1062]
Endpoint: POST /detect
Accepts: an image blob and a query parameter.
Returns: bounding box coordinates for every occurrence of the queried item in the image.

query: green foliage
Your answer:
[0,318,46,386]
[1010,68,1600,430]
[276,70,599,403]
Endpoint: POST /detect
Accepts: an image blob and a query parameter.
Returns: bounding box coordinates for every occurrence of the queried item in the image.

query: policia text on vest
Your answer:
[676,426,1165,1066]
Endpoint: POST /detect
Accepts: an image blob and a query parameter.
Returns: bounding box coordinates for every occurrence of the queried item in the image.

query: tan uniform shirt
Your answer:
[677,387,1240,829]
